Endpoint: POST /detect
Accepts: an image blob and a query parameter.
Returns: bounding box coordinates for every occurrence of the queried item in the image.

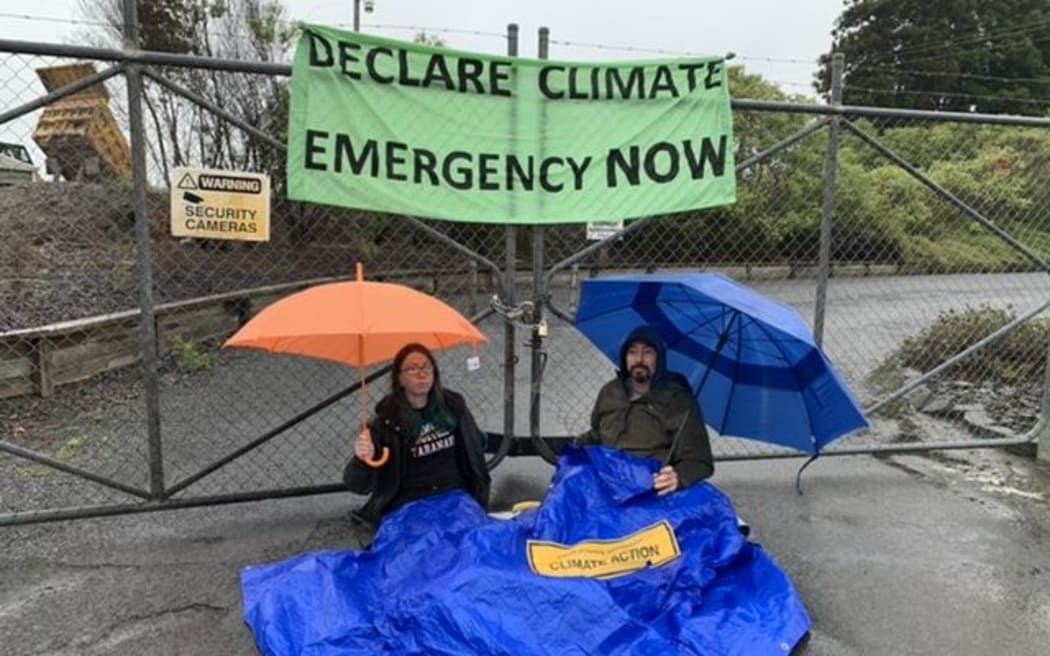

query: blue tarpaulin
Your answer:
[242,447,810,655]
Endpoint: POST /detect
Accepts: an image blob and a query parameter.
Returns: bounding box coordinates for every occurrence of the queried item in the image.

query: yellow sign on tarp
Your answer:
[527,520,681,579]
[170,166,270,241]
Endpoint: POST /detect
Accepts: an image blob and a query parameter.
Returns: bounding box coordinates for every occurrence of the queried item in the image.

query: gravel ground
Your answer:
[0,181,496,329]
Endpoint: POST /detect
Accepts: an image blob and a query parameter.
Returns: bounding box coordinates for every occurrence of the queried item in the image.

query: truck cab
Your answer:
[0,141,38,185]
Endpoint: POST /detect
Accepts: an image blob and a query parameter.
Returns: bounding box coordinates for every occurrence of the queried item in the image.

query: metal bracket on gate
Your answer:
[490,294,550,372]
[490,294,538,326]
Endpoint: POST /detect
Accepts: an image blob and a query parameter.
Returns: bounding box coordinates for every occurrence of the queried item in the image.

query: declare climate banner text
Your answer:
[287,24,736,224]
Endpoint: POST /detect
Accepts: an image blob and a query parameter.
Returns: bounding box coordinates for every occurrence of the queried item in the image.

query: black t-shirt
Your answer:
[394,414,465,508]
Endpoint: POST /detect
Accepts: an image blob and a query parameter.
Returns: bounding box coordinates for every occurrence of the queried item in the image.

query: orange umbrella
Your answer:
[225,263,487,467]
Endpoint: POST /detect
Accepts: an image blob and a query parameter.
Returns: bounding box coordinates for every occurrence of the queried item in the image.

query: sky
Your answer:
[0,0,844,166]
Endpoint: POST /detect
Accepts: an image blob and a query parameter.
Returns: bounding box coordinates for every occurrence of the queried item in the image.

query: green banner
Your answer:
[288,24,736,224]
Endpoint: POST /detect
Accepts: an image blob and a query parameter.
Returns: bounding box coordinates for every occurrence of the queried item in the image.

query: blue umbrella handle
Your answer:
[795,454,819,495]
[668,313,737,466]
[664,404,694,467]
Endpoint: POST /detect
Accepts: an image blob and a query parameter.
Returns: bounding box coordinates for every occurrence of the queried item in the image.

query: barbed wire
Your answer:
[0,11,108,28]
[767,80,817,89]
[862,34,1050,70]
[853,65,1050,85]
[356,22,507,40]
[2,10,823,68]
[859,19,1050,65]
[845,84,1050,106]
[0,10,292,52]
[547,37,814,65]
[736,55,815,66]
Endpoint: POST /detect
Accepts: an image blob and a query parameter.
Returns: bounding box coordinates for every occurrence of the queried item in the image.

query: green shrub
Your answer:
[171,336,215,373]
[896,305,1050,385]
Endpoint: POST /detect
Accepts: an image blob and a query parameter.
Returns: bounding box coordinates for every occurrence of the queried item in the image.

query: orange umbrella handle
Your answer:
[363,446,390,468]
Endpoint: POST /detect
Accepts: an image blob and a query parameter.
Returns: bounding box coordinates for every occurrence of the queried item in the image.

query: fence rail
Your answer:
[0,267,493,400]
[1,34,1049,525]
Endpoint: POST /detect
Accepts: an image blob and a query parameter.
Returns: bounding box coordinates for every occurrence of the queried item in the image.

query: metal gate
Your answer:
[1,31,1048,525]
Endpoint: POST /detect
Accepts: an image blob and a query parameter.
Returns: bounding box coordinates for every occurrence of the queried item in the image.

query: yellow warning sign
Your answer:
[170,166,270,241]
[527,521,681,579]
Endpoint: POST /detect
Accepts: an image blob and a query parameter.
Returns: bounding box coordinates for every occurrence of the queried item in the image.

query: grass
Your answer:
[54,435,85,461]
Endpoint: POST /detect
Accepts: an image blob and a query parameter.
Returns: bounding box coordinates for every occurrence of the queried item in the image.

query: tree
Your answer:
[77,1,297,181]
[816,0,1050,115]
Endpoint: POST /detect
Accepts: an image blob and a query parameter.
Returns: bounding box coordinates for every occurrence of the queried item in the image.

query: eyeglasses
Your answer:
[400,363,434,376]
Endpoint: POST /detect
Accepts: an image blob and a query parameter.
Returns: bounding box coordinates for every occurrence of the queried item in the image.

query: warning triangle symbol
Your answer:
[177,173,197,190]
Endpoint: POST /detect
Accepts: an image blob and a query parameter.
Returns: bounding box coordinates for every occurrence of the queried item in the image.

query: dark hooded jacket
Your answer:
[583,326,714,487]
[343,389,490,528]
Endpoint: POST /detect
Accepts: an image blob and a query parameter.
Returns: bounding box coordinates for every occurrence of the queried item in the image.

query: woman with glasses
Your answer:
[343,342,490,531]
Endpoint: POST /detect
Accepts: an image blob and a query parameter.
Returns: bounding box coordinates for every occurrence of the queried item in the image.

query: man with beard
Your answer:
[581,326,714,494]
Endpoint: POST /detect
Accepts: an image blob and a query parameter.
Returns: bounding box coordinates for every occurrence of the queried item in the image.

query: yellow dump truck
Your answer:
[32,63,132,180]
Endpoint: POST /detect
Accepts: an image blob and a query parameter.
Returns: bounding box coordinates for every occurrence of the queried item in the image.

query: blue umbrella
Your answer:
[575,271,868,455]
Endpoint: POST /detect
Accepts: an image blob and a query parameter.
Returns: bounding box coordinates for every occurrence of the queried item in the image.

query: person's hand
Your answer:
[653,465,679,495]
[354,427,374,461]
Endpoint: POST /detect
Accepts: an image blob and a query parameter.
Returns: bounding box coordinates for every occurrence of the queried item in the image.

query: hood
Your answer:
[618,325,668,384]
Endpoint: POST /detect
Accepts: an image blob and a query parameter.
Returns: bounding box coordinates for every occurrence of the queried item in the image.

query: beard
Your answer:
[630,365,652,384]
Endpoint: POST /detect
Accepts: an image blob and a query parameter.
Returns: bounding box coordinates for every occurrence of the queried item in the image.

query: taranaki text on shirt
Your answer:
[410,422,455,458]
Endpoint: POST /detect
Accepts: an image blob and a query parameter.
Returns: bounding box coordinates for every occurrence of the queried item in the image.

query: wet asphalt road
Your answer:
[2,448,1050,655]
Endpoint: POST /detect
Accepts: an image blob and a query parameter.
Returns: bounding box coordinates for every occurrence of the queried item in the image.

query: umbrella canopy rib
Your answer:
[752,317,819,450]
[718,312,745,434]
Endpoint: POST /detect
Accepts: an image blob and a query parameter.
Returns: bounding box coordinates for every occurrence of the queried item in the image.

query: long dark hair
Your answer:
[390,343,454,432]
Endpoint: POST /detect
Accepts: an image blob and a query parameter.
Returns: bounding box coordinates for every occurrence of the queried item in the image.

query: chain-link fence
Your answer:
[1,37,1048,525]
[542,102,1050,460]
